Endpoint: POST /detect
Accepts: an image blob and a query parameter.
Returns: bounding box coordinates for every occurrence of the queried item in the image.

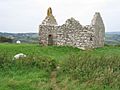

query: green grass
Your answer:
[0,43,120,90]
[0,43,80,61]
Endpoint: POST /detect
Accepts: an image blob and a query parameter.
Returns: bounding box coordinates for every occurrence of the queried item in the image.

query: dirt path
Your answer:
[50,70,60,90]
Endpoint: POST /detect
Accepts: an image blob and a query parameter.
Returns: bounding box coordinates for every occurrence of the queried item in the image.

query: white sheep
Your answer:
[16,40,21,44]
[13,53,26,60]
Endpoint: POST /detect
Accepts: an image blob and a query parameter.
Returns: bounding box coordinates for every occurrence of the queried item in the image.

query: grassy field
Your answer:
[0,43,120,90]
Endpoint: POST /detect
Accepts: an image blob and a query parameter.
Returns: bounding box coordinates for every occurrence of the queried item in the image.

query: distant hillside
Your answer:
[0,32,120,45]
[0,32,39,43]
[105,32,120,45]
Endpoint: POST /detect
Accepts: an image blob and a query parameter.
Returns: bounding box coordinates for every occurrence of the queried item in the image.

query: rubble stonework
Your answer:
[39,7,105,50]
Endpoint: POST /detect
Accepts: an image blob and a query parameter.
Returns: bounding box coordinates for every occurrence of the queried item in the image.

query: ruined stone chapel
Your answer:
[39,7,105,50]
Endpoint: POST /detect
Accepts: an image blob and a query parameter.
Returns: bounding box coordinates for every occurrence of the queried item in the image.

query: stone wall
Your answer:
[39,8,105,50]
[91,12,105,48]
[56,18,95,49]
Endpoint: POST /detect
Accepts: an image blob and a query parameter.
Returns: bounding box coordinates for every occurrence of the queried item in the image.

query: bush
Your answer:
[0,36,13,43]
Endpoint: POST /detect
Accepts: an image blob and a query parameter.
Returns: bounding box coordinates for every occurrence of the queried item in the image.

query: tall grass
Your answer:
[0,43,120,90]
[58,53,120,89]
[0,52,57,90]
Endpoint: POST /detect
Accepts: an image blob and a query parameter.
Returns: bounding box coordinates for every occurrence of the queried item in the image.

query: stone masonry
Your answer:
[39,7,105,50]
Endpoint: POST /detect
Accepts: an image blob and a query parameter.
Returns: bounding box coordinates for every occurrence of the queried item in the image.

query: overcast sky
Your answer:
[0,0,120,33]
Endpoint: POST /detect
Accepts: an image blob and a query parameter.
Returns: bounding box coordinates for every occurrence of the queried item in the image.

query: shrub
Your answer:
[0,36,13,43]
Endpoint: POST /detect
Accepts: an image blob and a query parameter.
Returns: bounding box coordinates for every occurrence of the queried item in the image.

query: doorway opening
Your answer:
[48,34,53,45]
